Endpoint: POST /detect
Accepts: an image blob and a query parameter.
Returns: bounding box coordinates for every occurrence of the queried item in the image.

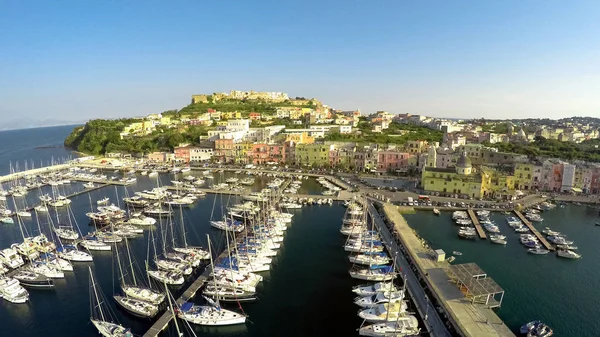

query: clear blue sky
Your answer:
[1,0,599,121]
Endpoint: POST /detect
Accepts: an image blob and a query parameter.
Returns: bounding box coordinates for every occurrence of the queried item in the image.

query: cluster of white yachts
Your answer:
[508,216,581,259]
[453,210,507,244]
[316,176,342,196]
[340,199,420,337]
[451,206,580,259]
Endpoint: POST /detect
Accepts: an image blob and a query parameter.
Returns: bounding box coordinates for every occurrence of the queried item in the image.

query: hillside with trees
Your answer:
[64,119,209,155]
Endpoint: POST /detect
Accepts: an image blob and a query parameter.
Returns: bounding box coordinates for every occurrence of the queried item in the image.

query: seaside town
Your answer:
[68,90,600,200]
[0,89,594,337]
[5,1,600,337]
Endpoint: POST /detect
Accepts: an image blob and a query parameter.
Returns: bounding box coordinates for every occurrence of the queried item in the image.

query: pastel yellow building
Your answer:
[124,122,144,133]
[295,143,332,167]
[513,162,534,190]
[480,167,516,198]
[235,143,253,164]
[421,152,484,198]
[421,151,517,199]
[285,132,315,144]
[221,111,242,119]
[159,116,172,125]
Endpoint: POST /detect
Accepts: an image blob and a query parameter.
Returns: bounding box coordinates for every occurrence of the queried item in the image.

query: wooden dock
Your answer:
[514,210,554,251]
[467,209,487,239]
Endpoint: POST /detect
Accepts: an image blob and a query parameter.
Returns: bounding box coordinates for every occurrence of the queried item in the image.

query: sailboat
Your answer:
[80,194,111,251]
[146,217,184,286]
[120,239,165,305]
[177,234,247,326]
[53,204,80,241]
[154,207,193,276]
[172,206,210,263]
[113,240,158,318]
[11,205,40,262]
[89,267,134,337]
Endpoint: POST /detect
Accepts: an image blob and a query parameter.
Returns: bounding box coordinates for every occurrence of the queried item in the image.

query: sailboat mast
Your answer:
[125,237,137,286]
[179,205,188,248]
[89,266,106,322]
[114,241,126,286]
[165,280,183,337]
[206,234,220,305]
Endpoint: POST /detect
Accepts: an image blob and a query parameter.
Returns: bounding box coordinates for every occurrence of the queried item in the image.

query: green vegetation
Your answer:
[485,137,600,162]
[325,122,443,145]
[64,119,209,155]
[175,100,314,117]
[481,123,509,134]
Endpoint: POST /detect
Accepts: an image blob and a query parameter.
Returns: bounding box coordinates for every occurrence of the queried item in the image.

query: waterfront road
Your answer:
[368,203,452,337]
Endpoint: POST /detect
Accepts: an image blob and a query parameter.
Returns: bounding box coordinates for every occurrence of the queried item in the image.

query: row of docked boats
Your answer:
[175,178,302,327]
[316,176,341,196]
[341,198,420,336]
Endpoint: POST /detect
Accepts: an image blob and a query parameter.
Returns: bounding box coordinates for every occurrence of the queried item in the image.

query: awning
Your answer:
[571,187,583,193]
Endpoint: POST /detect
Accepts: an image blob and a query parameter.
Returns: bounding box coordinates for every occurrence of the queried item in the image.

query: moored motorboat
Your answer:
[0,276,29,303]
[557,249,581,259]
[358,315,420,336]
[357,301,409,322]
[352,282,399,296]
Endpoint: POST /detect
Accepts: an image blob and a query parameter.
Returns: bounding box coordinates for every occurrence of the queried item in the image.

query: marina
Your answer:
[513,210,554,251]
[467,209,487,239]
[0,126,594,336]
[378,203,515,337]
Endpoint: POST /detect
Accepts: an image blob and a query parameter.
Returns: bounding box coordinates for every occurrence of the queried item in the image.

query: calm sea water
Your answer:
[0,125,78,176]
[0,126,362,337]
[405,207,600,336]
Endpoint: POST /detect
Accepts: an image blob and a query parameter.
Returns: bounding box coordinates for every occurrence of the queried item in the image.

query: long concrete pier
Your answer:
[513,210,554,251]
[467,209,487,239]
[368,203,452,337]
[0,163,71,183]
[377,202,515,337]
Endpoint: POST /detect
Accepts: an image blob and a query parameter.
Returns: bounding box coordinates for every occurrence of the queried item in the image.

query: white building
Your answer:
[190,148,213,162]
[226,119,250,132]
[339,125,352,134]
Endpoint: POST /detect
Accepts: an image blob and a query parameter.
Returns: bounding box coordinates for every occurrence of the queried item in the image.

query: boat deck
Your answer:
[513,210,554,251]
[380,203,515,337]
[467,209,487,239]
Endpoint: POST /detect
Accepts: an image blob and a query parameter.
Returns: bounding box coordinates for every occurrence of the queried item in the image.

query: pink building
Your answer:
[250,144,284,164]
[377,151,411,172]
[541,161,563,191]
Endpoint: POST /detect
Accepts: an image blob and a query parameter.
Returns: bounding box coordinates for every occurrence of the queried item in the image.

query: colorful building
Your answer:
[174,146,191,163]
[294,143,332,167]
[214,139,234,163]
[513,162,534,190]
[421,152,485,198]
[377,151,412,172]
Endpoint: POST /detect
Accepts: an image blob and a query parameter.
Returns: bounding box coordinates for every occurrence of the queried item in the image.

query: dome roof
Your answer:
[456,152,472,168]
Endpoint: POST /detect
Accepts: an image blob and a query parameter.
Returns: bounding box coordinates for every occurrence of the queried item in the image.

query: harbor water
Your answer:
[0,126,362,336]
[405,207,600,337]
[0,125,597,336]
